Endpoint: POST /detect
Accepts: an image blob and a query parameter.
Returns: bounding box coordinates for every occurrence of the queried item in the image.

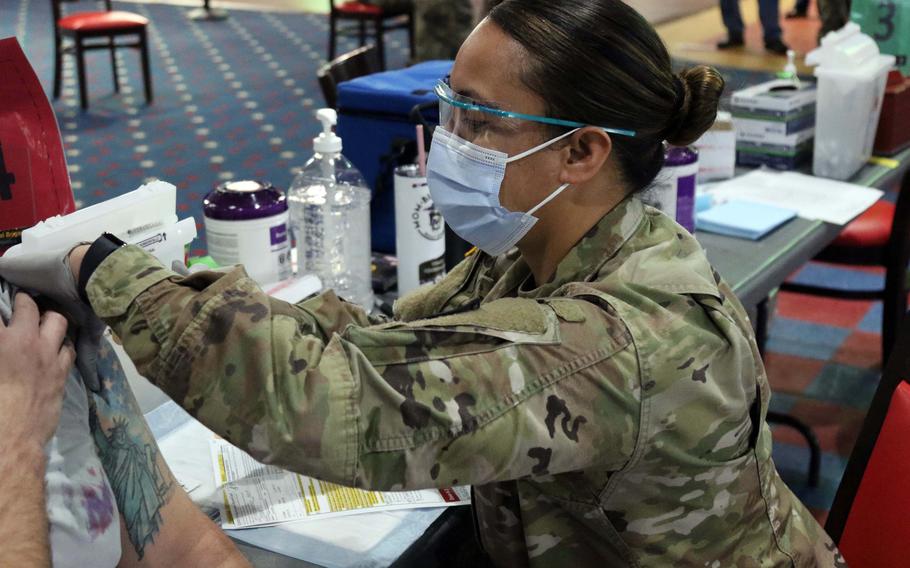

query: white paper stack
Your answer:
[702,170,883,226]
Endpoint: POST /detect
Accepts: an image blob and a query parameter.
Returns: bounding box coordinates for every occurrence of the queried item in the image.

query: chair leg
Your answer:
[407,10,416,61]
[358,19,367,46]
[767,411,822,488]
[140,29,153,104]
[881,270,908,365]
[75,36,89,110]
[756,297,770,357]
[53,35,63,99]
[328,14,337,60]
[109,37,120,93]
[374,18,386,70]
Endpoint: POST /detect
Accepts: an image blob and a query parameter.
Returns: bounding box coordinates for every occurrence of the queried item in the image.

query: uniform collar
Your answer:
[513,196,645,299]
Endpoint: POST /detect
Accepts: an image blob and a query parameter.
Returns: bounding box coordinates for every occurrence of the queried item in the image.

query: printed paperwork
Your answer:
[697,200,797,240]
[149,403,449,568]
[703,170,883,226]
[210,439,470,530]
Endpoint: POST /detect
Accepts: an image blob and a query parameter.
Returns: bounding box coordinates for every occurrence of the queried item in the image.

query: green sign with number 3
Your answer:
[852,0,909,74]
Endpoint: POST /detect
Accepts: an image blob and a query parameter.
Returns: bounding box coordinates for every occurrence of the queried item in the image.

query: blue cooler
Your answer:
[337,60,452,253]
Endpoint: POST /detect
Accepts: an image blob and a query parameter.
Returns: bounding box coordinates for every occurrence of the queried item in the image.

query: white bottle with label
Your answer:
[394,164,446,296]
[288,109,374,311]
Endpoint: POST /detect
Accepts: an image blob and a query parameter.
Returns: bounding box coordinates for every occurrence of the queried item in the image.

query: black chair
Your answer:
[823,312,910,567]
[51,0,153,110]
[758,170,910,488]
[317,45,382,109]
[328,1,415,71]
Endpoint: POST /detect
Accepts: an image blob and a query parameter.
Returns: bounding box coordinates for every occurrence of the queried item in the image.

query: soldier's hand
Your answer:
[0,245,105,392]
[0,293,76,450]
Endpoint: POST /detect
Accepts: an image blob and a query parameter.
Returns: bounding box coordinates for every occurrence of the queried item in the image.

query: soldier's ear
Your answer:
[560,127,612,185]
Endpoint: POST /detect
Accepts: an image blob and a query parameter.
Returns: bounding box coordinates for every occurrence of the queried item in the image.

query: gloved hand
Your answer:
[0,246,105,392]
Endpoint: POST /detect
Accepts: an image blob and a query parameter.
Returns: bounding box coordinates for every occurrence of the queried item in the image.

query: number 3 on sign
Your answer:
[875,0,897,41]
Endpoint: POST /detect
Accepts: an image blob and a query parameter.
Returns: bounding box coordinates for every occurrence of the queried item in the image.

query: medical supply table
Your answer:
[161,149,909,568]
[700,150,910,312]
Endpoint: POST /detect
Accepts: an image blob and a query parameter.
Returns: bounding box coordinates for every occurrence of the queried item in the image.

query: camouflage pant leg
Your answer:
[414,0,475,61]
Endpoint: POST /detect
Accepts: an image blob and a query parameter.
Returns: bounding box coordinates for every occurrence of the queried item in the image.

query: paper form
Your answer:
[210,439,470,529]
[703,170,883,226]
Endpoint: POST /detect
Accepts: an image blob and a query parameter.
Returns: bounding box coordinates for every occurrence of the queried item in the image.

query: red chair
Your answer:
[824,313,910,567]
[780,170,910,363]
[328,1,415,71]
[51,0,153,110]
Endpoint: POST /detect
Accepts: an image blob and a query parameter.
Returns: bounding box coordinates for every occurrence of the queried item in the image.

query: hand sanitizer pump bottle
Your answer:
[288,109,374,311]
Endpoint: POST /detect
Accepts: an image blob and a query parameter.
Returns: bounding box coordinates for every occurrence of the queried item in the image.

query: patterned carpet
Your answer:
[2,0,887,529]
[5,0,410,256]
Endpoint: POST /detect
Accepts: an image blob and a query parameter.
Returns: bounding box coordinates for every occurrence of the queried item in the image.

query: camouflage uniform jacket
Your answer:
[86,197,843,567]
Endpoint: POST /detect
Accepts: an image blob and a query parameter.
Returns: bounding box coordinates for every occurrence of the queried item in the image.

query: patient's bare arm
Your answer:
[89,337,249,568]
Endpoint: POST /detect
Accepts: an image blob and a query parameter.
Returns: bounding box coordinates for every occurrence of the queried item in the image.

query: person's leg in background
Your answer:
[368,0,414,11]
[759,0,789,54]
[787,0,810,18]
[718,0,746,49]
[413,0,478,62]
[818,0,850,39]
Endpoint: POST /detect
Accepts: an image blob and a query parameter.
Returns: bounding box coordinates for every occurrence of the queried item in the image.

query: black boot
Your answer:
[765,38,789,55]
[718,35,745,49]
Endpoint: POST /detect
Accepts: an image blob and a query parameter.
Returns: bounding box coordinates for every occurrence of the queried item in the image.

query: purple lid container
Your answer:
[665,145,699,166]
[203,180,287,221]
[666,145,699,233]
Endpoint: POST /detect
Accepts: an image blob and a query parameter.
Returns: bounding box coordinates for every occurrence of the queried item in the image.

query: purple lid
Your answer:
[665,145,699,166]
[203,180,287,221]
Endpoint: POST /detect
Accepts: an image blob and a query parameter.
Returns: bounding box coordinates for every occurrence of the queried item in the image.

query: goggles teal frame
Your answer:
[435,79,637,138]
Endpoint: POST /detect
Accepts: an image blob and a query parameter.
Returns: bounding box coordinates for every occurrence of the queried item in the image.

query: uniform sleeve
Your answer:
[87,246,640,491]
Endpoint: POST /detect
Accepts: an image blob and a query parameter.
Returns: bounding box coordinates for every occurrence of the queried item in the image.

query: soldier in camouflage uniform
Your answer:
[71,197,845,566]
[0,1,845,565]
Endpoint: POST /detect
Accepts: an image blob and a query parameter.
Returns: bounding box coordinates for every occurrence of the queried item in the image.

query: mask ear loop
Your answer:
[510,128,579,216]
[505,127,581,163]
[527,183,572,216]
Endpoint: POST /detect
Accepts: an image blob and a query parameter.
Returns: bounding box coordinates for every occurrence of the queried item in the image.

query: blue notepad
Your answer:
[696,200,797,240]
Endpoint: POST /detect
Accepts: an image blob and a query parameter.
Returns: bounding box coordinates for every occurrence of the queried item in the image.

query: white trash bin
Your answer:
[806,22,896,180]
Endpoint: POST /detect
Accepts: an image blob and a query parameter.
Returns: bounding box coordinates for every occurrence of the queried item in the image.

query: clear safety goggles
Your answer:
[434,78,637,141]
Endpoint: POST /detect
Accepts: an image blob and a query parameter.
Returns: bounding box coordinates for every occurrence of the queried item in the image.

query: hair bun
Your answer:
[665,66,725,146]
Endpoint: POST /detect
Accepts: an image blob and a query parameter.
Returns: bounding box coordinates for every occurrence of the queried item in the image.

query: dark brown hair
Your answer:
[488,0,724,192]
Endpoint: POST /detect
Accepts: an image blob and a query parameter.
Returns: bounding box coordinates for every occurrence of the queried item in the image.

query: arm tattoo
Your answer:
[89,338,174,560]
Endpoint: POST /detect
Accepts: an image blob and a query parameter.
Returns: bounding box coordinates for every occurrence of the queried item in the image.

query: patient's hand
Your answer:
[0,292,75,568]
[0,293,74,449]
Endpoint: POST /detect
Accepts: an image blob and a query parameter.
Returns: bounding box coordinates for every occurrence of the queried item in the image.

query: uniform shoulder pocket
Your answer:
[411,297,548,334]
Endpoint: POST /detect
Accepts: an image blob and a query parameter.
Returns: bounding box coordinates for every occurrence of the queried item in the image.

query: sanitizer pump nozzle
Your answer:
[313,108,342,155]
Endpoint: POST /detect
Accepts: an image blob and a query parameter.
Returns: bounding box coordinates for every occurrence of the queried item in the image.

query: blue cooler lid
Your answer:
[337,60,453,116]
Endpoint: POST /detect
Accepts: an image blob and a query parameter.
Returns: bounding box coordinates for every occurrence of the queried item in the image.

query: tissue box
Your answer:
[732,79,817,170]
[694,111,736,181]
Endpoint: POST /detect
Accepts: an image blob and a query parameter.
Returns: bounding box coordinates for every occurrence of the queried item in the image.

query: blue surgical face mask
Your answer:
[426,126,579,257]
